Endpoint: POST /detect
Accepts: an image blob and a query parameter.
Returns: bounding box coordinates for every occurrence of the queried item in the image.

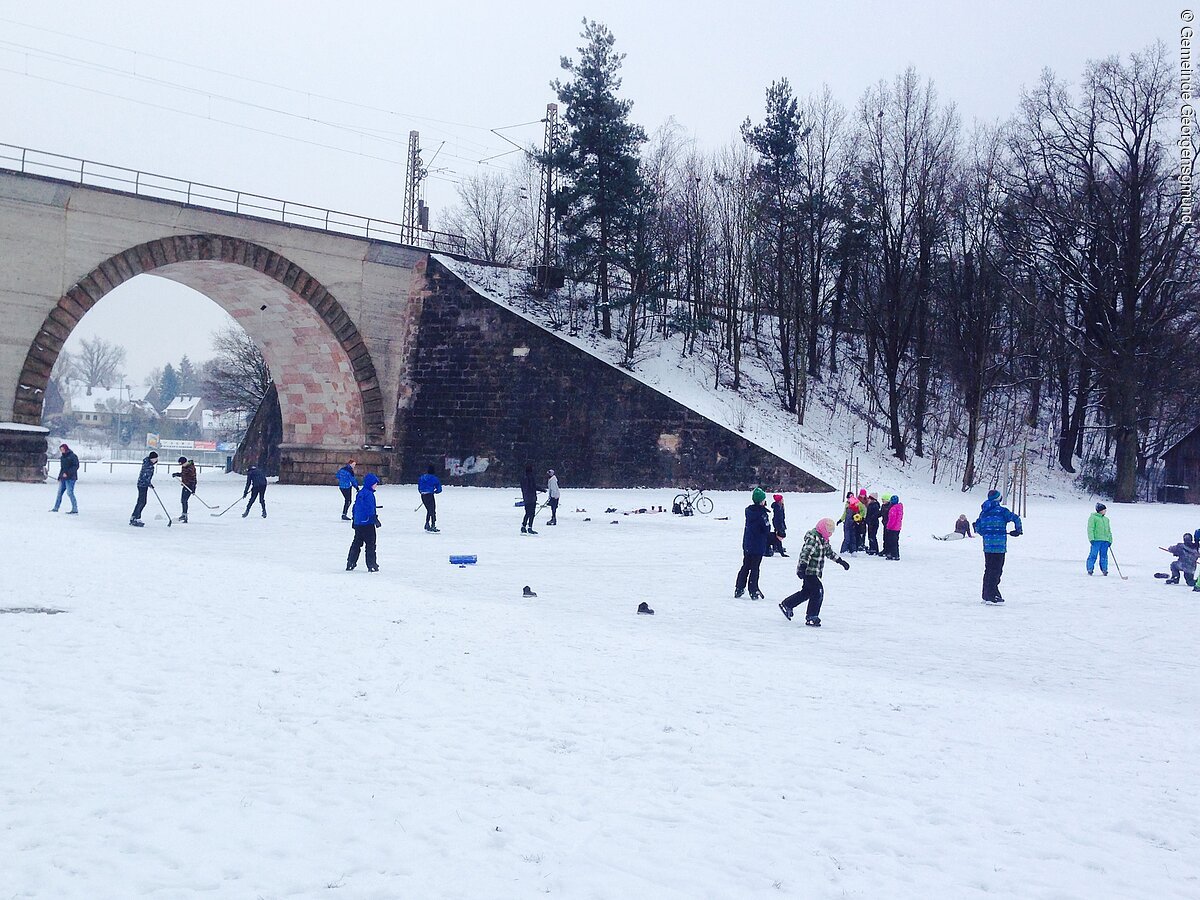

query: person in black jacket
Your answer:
[735,488,772,599]
[129,451,158,526]
[171,456,198,522]
[520,462,540,534]
[865,493,882,555]
[242,465,268,518]
[50,442,80,514]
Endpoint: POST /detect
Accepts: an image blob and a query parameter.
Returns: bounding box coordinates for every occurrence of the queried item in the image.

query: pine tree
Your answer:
[178,355,198,396]
[158,363,180,411]
[550,19,647,339]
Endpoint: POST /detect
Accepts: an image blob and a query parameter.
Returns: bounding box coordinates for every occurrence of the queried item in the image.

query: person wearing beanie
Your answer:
[546,469,561,526]
[335,458,360,521]
[883,494,904,560]
[779,517,850,627]
[973,489,1022,603]
[767,493,788,557]
[50,442,79,514]
[346,473,382,572]
[1086,502,1113,576]
[735,488,772,599]
[418,463,443,532]
[865,493,882,555]
[129,451,159,527]
[242,465,269,518]
[170,456,198,522]
[520,463,540,534]
[1159,533,1198,586]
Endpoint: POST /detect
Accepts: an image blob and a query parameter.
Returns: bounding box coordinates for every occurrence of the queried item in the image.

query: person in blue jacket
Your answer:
[418,463,443,532]
[735,487,772,600]
[346,473,381,572]
[335,458,359,520]
[973,489,1023,604]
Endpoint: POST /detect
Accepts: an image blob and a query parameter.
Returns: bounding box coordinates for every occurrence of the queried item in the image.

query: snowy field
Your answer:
[2,471,1199,899]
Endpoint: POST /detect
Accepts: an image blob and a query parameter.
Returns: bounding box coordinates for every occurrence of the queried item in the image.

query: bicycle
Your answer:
[673,487,713,516]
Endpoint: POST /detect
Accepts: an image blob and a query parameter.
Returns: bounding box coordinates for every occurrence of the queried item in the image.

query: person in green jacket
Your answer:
[1087,502,1113,575]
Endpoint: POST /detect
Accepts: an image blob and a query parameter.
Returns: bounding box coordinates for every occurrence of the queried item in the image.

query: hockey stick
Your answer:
[149,485,174,527]
[1108,549,1129,581]
[181,486,218,509]
[212,495,245,517]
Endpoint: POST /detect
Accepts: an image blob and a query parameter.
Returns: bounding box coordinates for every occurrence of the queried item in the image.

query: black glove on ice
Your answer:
[1009,530,1022,537]
[838,558,851,571]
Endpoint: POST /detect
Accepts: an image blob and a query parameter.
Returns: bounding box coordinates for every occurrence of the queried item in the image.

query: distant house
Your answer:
[1162,425,1200,503]
[62,386,159,429]
[64,386,125,428]
[164,395,205,424]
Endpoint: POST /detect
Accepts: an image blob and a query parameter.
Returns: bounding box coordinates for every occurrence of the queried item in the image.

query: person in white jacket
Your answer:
[546,469,561,526]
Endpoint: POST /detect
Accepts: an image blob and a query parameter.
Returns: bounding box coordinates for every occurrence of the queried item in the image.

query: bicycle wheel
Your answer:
[695,495,714,514]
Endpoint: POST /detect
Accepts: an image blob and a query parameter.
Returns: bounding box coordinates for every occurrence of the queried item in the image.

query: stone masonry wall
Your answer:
[394,259,833,492]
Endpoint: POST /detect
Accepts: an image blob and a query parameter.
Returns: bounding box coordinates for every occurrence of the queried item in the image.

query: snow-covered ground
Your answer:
[3,471,1199,898]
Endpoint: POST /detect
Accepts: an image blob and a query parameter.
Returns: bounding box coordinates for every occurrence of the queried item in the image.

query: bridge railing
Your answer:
[0,142,468,254]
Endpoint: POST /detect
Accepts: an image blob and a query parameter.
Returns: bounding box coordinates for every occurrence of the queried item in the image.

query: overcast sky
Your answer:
[0,0,1179,387]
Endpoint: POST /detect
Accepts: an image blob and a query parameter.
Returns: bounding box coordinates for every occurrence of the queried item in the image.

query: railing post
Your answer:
[186,182,191,205]
[281,201,287,222]
[235,192,241,214]
[325,209,330,229]
[79,159,85,182]
[135,171,140,194]
[20,147,26,173]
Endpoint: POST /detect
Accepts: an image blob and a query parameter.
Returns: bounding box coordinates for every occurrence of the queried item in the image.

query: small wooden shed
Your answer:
[1162,425,1200,503]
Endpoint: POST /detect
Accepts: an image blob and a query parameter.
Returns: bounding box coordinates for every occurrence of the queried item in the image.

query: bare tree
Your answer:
[1006,45,1198,500]
[855,68,958,461]
[202,326,272,413]
[73,336,127,394]
[443,169,533,265]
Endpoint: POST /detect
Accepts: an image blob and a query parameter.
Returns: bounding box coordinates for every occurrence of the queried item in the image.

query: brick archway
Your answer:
[12,234,386,450]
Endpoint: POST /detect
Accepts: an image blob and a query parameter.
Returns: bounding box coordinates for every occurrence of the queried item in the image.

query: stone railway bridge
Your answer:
[0,164,830,493]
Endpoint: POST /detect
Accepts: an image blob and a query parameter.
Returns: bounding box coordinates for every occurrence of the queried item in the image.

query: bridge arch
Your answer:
[13,233,385,454]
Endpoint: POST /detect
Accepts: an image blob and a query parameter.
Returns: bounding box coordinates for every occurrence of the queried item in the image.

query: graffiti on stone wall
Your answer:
[445,455,490,476]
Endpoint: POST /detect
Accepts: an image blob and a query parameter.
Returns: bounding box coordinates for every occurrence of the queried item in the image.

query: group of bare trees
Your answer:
[443,38,1197,500]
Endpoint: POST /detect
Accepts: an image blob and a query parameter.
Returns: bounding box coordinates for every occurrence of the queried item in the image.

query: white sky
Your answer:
[0,0,1180,385]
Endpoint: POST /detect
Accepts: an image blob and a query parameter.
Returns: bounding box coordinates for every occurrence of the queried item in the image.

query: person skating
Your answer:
[883,494,904,560]
[170,456,197,522]
[335,459,359,520]
[778,517,850,627]
[346,473,381,572]
[242,465,268,518]
[520,463,540,534]
[734,487,772,599]
[767,493,788,557]
[865,493,881,555]
[50,442,79,514]
[1086,502,1113,576]
[1159,534,1198,586]
[418,464,442,532]
[129,451,158,526]
[973,489,1022,603]
[546,469,561,525]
